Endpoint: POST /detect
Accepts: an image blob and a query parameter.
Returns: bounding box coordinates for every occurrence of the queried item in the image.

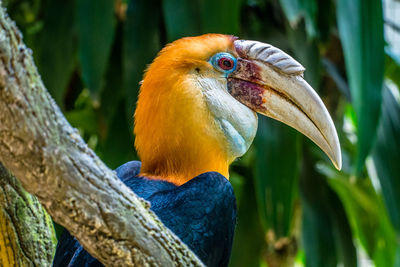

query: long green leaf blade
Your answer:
[279,0,318,38]
[372,87,400,232]
[279,0,302,24]
[328,176,397,267]
[76,0,115,98]
[230,173,265,267]
[301,158,357,267]
[385,48,400,90]
[123,0,162,127]
[253,117,300,238]
[162,0,201,41]
[336,0,384,172]
[33,0,76,107]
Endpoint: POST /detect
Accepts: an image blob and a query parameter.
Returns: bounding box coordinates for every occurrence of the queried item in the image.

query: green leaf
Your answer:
[301,147,357,267]
[230,172,265,267]
[315,0,334,42]
[200,0,241,35]
[286,25,321,89]
[396,246,400,267]
[279,0,318,38]
[65,90,98,136]
[4,0,42,42]
[123,0,162,128]
[162,0,202,41]
[279,0,302,24]
[76,0,115,98]
[372,87,400,232]
[336,0,384,172]
[101,24,124,131]
[99,99,137,169]
[301,199,337,267]
[299,0,317,38]
[322,58,351,101]
[327,176,397,267]
[99,25,137,167]
[385,47,400,90]
[253,117,300,237]
[33,0,76,107]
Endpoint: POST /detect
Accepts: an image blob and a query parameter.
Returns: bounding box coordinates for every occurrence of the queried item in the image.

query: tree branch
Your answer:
[0,4,203,267]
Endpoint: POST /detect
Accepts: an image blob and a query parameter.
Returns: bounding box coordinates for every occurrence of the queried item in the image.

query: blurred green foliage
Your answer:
[4,0,400,266]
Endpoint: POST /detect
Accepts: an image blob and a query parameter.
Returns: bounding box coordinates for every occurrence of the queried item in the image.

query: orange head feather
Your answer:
[134,34,238,185]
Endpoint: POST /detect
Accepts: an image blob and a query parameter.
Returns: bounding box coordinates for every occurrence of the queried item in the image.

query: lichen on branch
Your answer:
[0,163,56,267]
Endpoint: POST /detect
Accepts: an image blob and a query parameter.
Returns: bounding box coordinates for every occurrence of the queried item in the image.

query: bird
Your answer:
[52,34,341,267]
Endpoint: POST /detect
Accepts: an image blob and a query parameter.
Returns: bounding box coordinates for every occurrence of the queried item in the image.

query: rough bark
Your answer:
[0,3,203,267]
[0,163,56,267]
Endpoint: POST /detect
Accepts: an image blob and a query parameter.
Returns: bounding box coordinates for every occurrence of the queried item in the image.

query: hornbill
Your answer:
[53,34,341,267]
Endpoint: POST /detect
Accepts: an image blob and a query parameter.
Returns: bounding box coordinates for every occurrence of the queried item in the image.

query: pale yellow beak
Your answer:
[228,39,342,170]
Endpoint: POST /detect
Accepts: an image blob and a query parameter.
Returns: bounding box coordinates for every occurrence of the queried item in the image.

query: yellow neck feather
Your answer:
[135,77,230,185]
[134,34,236,185]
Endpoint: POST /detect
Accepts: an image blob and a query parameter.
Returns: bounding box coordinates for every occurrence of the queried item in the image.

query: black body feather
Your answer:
[52,161,237,267]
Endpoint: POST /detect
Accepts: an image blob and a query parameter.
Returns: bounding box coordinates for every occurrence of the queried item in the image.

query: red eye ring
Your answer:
[218,57,234,70]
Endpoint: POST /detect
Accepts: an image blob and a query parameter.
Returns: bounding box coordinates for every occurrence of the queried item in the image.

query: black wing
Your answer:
[149,172,237,267]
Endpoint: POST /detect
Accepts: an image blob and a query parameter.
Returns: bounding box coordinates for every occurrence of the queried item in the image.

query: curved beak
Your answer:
[228,39,342,170]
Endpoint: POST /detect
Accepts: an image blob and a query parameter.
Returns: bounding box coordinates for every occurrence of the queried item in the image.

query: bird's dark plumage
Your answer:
[52,161,237,267]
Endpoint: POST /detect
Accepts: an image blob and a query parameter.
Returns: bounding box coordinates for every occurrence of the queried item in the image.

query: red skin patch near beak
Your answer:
[231,58,262,82]
[228,57,267,112]
[227,78,267,112]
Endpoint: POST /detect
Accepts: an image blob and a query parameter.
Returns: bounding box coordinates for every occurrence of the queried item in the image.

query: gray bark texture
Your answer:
[0,163,56,267]
[0,3,204,267]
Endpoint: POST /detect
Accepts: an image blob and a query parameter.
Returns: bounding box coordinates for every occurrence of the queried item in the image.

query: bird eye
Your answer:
[218,57,234,70]
[210,52,237,74]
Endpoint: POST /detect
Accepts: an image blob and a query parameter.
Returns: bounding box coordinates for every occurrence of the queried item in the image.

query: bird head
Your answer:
[134,34,341,185]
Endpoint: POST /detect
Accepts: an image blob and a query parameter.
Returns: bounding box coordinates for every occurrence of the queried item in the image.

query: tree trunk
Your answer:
[0,3,203,267]
[0,163,56,267]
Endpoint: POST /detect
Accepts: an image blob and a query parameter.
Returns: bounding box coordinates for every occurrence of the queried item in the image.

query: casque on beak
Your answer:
[228,39,342,170]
